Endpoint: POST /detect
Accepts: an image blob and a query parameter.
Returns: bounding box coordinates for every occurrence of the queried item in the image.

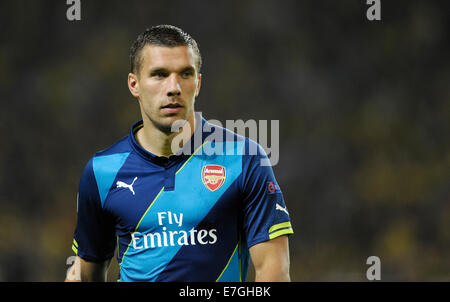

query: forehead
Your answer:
[139,45,197,71]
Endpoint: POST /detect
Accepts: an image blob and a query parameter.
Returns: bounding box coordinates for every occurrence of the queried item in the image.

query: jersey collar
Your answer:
[128,113,208,166]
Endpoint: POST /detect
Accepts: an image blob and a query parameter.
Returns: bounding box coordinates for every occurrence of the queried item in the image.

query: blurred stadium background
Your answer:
[0,0,448,281]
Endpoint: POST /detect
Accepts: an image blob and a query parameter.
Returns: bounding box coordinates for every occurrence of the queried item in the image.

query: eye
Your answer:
[151,71,168,78]
[181,70,194,79]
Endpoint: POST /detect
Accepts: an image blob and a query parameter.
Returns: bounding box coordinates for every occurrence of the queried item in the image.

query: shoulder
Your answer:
[79,135,134,206]
[80,135,132,183]
[80,135,132,178]
[89,135,133,172]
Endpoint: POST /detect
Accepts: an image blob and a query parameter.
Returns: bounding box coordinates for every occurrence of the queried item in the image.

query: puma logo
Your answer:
[116,177,137,195]
[276,203,289,216]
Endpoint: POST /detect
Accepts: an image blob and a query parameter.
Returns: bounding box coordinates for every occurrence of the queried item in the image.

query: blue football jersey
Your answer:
[71,114,293,282]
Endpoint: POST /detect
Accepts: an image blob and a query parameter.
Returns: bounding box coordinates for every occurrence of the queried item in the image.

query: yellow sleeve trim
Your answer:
[269,228,294,240]
[72,239,78,254]
[72,244,78,255]
[269,221,292,234]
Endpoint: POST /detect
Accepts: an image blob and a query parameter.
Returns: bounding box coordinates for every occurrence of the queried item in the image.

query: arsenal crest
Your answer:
[201,165,226,192]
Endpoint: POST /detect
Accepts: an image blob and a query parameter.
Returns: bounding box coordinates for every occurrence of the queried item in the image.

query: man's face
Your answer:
[128,45,201,133]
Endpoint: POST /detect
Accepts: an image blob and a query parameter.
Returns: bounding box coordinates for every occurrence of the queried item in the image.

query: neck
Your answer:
[136,114,196,157]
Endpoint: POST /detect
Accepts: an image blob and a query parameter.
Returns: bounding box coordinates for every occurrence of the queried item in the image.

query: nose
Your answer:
[167,74,181,97]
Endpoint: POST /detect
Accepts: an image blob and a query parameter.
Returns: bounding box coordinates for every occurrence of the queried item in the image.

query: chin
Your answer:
[157,116,189,134]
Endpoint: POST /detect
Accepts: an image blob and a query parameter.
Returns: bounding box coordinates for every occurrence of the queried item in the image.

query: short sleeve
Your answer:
[72,158,116,262]
[241,141,294,248]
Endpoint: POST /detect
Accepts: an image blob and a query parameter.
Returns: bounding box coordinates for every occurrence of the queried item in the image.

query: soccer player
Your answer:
[66,25,293,282]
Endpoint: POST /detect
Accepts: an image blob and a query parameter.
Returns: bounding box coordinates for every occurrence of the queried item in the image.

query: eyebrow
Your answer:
[149,66,195,74]
[149,67,168,75]
[179,66,195,73]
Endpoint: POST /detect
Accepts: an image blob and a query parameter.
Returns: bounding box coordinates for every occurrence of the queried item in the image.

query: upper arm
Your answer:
[70,158,116,280]
[241,141,294,247]
[240,141,294,281]
[249,235,291,282]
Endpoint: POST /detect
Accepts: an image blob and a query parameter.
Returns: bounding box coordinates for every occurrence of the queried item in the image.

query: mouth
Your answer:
[161,103,184,114]
[161,103,183,109]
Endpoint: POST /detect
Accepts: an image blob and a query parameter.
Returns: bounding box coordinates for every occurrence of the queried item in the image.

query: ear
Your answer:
[128,73,140,98]
[195,73,202,98]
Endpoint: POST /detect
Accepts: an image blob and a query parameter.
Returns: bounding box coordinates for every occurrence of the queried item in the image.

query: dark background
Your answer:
[0,0,448,281]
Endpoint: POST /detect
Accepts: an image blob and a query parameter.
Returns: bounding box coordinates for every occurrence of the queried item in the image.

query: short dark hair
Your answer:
[130,25,202,75]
